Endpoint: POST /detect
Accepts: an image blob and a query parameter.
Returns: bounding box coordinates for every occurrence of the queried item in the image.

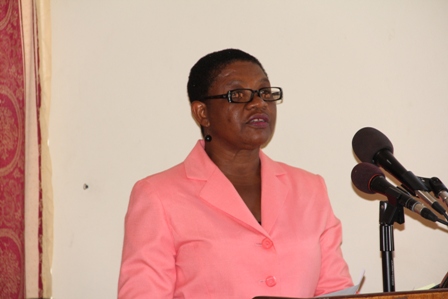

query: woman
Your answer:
[118,49,353,298]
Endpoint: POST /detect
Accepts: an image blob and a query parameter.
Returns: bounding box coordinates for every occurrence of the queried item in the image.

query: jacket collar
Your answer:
[184,141,288,235]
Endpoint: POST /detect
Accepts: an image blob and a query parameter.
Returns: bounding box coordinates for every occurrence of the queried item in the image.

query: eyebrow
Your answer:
[224,78,271,89]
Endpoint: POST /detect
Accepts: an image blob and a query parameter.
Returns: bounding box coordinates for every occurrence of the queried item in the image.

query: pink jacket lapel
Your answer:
[259,151,288,234]
[184,141,288,235]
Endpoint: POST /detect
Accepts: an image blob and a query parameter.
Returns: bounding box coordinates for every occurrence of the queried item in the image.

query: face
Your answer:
[194,61,277,151]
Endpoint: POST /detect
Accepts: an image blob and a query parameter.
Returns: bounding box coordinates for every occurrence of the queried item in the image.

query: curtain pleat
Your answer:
[22,0,40,297]
[35,0,53,297]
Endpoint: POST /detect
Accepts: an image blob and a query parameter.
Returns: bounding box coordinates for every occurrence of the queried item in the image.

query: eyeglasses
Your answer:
[202,87,283,103]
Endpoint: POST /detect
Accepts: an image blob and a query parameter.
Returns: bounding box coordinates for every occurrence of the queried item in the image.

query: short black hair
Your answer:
[187,49,267,103]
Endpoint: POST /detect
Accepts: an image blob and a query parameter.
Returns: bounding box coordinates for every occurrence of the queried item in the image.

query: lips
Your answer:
[247,113,269,127]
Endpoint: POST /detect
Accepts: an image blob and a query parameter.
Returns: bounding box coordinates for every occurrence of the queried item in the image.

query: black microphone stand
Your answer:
[379,200,404,292]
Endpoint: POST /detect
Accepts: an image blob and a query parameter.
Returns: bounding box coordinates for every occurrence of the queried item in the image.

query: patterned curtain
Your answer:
[0,1,52,298]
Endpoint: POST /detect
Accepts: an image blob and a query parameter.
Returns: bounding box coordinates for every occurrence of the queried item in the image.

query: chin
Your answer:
[247,134,273,149]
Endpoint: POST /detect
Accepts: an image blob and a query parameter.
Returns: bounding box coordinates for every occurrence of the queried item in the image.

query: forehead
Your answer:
[212,61,269,88]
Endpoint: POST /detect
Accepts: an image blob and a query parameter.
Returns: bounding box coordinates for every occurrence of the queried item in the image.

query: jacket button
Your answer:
[262,238,273,249]
[265,275,277,287]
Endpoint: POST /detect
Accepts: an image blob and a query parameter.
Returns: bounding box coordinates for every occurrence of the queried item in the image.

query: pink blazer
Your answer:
[118,141,353,298]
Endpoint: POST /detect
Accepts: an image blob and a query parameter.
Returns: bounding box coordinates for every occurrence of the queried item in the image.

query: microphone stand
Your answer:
[379,200,404,292]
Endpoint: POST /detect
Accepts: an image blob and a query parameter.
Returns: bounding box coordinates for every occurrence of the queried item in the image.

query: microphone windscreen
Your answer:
[351,162,384,194]
[352,127,394,163]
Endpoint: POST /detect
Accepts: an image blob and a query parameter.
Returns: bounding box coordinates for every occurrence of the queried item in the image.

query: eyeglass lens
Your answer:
[230,87,281,103]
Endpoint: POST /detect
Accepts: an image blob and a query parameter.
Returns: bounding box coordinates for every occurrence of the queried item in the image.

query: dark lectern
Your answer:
[254,288,448,299]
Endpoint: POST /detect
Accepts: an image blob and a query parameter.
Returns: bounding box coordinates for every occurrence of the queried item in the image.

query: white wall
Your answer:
[50,1,448,298]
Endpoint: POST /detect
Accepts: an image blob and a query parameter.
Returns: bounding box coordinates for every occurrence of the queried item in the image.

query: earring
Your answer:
[205,135,212,142]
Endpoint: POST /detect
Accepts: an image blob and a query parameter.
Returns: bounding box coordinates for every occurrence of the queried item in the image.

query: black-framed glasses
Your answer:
[202,87,283,103]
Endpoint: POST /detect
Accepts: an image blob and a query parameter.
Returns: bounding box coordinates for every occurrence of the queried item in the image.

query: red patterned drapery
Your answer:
[0,1,26,297]
[0,1,52,298]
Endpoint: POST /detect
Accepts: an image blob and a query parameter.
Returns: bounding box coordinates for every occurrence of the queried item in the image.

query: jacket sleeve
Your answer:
[314,176,354,296]
[118,179,176,298]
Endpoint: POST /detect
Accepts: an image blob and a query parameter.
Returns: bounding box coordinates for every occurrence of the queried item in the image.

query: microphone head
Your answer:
[351,162,385,194]
[352,127,394,163]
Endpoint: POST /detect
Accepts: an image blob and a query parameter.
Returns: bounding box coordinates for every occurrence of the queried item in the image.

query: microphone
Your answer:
[351,162,441,223]
[352,127,448,220]
[429,177,448,207]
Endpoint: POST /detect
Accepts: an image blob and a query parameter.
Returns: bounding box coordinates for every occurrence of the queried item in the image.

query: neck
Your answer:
[205,144,261,179]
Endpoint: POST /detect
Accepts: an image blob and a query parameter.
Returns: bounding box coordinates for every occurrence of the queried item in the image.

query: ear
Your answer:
[191,101,210,127]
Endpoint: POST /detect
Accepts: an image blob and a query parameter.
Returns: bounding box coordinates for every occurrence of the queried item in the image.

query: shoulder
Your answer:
[134,140,207,188]
[277,161,321,179]
[277,162,328,196]
[261,153,330,205]
[132,162,185,194]
[262,152,326,186]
